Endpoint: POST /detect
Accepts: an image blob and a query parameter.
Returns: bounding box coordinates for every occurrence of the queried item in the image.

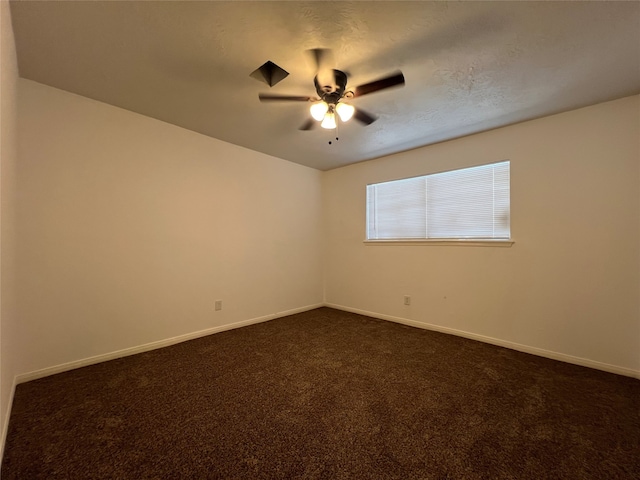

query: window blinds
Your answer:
[366,161,510,240]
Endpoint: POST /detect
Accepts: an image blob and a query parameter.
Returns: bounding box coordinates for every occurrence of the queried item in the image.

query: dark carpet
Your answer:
[2,307,639,479]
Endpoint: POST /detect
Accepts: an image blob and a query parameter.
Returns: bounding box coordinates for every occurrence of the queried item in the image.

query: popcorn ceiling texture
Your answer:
[9,1,640,170]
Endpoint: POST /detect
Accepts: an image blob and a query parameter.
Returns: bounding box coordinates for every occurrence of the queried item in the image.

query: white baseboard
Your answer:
[3,301,637,458]
[325,303,640,379]
[16,303,324,385]
[11,300,640,386]
[0,375,17,464]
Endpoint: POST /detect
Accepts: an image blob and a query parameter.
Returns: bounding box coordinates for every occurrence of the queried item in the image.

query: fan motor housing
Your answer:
[314,69,350,104]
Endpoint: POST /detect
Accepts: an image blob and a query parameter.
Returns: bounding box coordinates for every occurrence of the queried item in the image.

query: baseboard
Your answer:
[325,303,640,379]
[0,375,17,464]
[16,303,324,385]
[12,300,639,385]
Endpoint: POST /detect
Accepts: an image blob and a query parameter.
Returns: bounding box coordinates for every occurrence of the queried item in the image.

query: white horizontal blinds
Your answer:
[367,176,426,239]
[366,161,510,240]
[492,161,511,238]
[428,162,510,238]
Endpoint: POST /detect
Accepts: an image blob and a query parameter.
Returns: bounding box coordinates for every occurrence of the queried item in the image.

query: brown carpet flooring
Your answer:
[2,307,639,479]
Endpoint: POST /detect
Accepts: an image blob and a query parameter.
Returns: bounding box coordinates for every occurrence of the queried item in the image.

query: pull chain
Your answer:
[328,121,339,145]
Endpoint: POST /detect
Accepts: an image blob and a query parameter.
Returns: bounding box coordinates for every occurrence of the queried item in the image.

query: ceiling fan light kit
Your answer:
[310,101,329,121]
[335,102,355,122]
[321,111,337,130]
[310,101,354,128]
[256,49,405,134]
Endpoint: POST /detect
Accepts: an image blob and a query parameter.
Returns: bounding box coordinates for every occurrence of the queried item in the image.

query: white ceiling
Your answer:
[9,1,640,171]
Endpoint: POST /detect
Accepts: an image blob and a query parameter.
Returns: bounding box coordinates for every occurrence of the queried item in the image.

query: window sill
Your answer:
[364,239,515,247]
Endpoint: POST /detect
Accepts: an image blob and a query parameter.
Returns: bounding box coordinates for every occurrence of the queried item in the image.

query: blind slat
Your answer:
[366,161,510,240]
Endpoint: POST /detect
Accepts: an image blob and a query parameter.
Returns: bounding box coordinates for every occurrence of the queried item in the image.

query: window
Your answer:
[366,161,510,241]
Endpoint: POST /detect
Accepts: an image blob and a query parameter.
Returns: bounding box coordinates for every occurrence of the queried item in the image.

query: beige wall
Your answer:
[15,79,323,377]
[1,0,19,456]
[3,59,639,458]
[323,95,640,375]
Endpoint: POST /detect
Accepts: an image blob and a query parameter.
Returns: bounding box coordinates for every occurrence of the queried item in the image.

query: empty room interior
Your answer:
[1,1,639,478]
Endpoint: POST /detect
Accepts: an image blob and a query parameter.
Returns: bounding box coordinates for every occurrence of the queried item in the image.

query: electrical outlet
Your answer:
[404,295,411,306]
[215,300,222,311]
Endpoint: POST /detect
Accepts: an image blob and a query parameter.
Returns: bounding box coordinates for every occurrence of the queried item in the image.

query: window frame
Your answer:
[364,161,514,247]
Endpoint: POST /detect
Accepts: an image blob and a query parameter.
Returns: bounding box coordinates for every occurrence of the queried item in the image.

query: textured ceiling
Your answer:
[9,1,640,171]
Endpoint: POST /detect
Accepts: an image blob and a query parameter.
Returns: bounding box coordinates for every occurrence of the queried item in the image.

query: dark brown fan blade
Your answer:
[353,107,377,126]
[306,48,335,88]
[306,48,334,74]
[352,72,405,98]
[299,118,316,131]
[259,93,314,102]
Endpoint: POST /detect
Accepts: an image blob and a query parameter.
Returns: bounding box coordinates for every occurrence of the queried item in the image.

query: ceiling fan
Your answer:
[256,49,405,131]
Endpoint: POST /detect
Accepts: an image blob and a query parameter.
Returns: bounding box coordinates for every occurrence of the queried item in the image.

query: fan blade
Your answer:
[306,48,334,74]
[299,118,316,131]
[352,72,405,98]
[306,48,335,88]
[259,93,314,102]
[353,107,377,126]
